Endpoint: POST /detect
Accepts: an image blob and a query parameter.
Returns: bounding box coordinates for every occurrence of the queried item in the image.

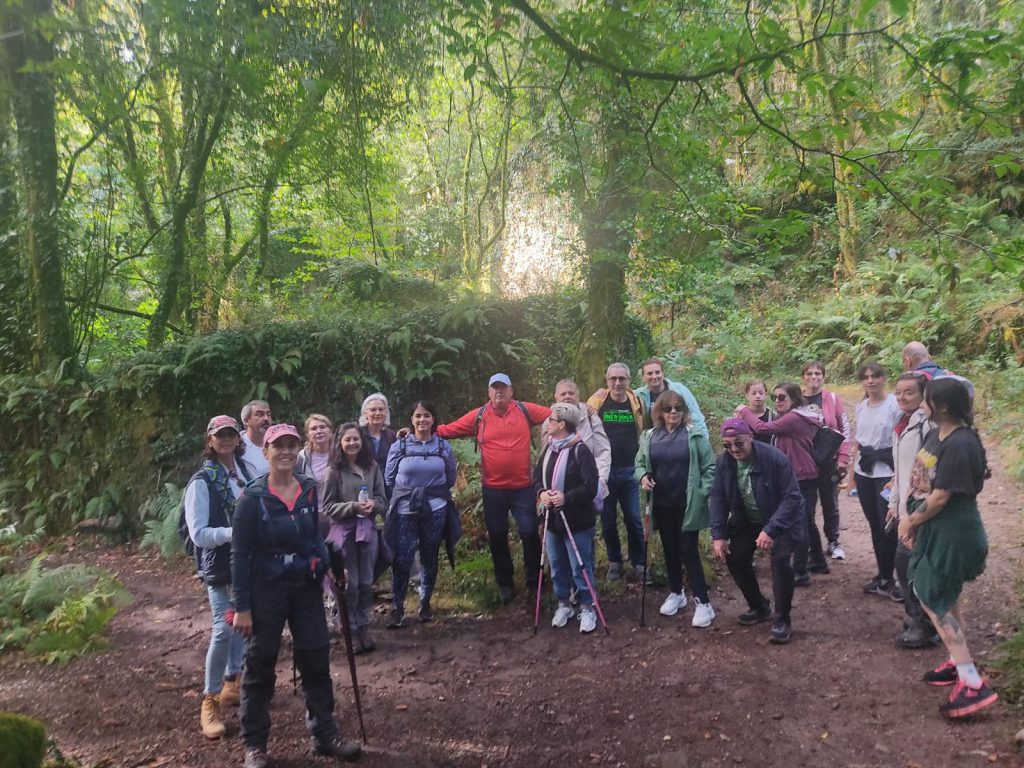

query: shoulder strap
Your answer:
[516,400,532,424]
[473,405,487,452]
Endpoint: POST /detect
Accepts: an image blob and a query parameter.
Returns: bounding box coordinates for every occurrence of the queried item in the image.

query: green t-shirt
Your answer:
[737,460,761,523]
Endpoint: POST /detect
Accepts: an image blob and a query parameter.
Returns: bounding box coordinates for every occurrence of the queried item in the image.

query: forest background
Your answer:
[1,0,1023,543]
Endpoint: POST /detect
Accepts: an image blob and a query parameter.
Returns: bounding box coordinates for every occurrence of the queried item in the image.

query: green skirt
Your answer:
[908,495,987,618]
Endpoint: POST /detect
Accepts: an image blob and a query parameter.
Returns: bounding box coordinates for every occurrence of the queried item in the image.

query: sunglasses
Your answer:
[722,439,749,450]
[773,394,788,401]
[663,405,685,413]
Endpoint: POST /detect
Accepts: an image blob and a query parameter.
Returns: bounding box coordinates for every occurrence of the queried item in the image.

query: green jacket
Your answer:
[634,426,715,532]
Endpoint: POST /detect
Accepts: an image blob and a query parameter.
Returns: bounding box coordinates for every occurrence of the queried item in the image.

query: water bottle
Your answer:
[358,485,370,503]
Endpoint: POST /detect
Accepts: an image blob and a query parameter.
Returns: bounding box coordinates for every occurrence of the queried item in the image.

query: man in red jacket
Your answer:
[437,374,551,604]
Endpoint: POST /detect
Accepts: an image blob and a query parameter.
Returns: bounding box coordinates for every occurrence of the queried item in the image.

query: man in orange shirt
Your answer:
[437,374,551,604]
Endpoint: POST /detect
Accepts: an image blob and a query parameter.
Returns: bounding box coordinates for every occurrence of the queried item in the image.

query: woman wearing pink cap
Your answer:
[182,415,255,739]
[231,423,360,767]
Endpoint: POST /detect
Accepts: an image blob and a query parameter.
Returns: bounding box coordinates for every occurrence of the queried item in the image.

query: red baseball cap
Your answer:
[263,423,300,445]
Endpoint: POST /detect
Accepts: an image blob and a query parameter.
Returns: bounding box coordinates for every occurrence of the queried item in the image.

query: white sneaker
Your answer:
[829,542,847,560]
[579,606,597,634]
[659,592,686,617]
[552,603,574,628]
[691,598,715,628]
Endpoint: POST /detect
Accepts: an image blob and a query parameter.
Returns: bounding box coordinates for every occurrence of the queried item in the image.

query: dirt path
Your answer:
[2,463,1023,768]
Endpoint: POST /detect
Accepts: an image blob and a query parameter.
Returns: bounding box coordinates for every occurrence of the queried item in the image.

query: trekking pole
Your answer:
[533,506,550,635]
[640,492,652,627]
[557,508,610,635]
[327,544,369,744]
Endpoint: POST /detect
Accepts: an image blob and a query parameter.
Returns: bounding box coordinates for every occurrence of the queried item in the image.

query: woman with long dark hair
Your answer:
[183,415,254,739]
[737,382,824,585]
[899,378,996,718]
[383,401,457,628]
[321,422,387,654]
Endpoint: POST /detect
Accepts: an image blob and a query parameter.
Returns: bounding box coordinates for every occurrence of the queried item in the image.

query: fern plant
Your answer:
[139,483,185,559]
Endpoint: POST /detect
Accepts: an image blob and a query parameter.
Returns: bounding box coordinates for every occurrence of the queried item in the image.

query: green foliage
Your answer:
[0,294,651,535]
[0,711,47,768]
[0,555,130,664]
[139,483,185,559]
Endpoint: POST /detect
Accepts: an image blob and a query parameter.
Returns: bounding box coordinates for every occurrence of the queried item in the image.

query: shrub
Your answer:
[0,711,46,768]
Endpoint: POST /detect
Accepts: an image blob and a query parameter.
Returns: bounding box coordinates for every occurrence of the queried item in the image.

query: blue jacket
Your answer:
[709,442,806,542]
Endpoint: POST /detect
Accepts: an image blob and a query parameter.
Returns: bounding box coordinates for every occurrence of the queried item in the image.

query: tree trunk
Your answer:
[6,0,78,372]
[0,97,31,374]
[573,111,634,391]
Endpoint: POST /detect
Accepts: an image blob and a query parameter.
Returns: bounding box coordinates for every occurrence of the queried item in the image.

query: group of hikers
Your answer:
[181,342,995,768]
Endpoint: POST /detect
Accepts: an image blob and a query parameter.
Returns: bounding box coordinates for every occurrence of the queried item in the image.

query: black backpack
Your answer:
[473,401,537,452]
[810,426,845,471]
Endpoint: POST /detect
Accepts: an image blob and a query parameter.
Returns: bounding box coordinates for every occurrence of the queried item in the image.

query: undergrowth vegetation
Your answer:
[0,551,130,665]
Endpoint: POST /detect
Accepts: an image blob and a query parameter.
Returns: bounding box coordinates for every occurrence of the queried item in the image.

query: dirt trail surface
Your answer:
[2,467,1023,768]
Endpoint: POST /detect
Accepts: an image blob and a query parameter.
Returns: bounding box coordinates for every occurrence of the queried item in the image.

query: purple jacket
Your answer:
[740,406,823,482]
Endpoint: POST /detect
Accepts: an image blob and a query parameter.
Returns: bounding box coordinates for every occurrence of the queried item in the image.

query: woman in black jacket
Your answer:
[231,423,361,768]
[533,403,599,634]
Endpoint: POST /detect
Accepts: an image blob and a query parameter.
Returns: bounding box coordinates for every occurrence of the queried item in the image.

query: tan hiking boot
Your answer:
[219,675,240,706]
[200,693,226,739]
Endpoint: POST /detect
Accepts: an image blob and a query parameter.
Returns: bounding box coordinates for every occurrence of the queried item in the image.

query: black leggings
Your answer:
[653,504,708,602]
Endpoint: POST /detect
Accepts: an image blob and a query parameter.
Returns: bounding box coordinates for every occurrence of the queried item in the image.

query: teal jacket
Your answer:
[634,426,715,531]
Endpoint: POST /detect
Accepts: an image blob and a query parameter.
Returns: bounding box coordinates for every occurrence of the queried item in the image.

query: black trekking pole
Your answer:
[533,506,550,635]
[640,491,652,626]
[327,543,368,744]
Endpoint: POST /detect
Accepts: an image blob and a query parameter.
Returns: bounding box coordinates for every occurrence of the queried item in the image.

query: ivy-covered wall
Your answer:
[0,296,652,534]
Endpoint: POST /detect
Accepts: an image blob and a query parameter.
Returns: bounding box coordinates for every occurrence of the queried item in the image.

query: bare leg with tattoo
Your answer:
[919,599,997,717]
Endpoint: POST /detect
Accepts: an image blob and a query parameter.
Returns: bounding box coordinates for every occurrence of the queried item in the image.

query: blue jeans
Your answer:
[547,526,595,605]
[205,584,245,694]
[601,466,644,567]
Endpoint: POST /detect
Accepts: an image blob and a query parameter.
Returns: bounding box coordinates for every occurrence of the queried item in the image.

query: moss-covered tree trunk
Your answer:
[573,108,635,392]
[0,93,31,374]
[5,0,78,372]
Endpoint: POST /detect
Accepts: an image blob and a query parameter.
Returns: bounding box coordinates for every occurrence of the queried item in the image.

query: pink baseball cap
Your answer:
[263,423,300,446]
[207,415,241,436]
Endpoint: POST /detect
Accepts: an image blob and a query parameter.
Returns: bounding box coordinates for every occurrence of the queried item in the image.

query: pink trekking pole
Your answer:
[533,506,550,635]
[557,508,609,634]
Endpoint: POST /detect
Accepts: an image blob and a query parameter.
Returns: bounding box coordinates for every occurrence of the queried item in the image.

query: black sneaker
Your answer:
[939,679,998,718]
[807,561,830,574]
[923,658,958,686]
[737,605,772,625]
[793,572,811,588]
[769,618,793,644]
[863,575,883,594]
[243,748,268,768]
[385,608,405,629]
[897,625,940,649]
[313,736,362,762]
[419,602,435,623]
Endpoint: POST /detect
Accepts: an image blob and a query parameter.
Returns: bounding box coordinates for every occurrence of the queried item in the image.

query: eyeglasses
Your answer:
[663,405,685,413]
[607,376,628,382]
[773,394,788,401]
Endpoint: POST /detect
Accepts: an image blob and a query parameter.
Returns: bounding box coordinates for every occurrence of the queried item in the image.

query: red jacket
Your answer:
[437,401,551,489]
